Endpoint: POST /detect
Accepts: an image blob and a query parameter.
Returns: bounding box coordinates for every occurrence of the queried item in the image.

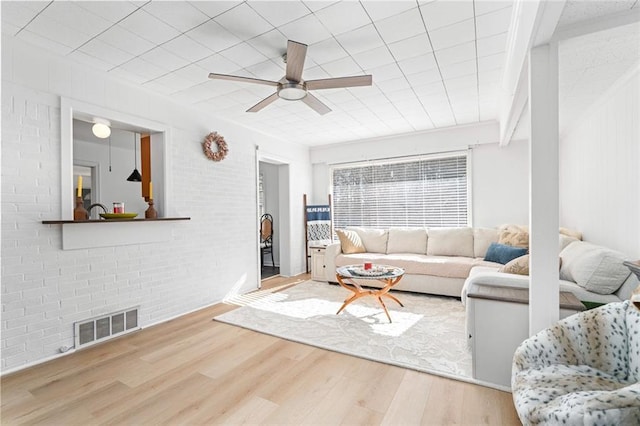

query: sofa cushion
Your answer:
[474,227,498,258]
[485,242,528,265]
[335,229,366,254]
[351,227,388,253]
[499,227,529,249]
[386,228,427,254]
[559,234,578,251]
[336,253,484,279]
[426,227,474,257]
[560,241,631,295]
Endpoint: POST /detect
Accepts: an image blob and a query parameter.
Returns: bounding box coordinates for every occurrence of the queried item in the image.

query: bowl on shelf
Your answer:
[99,213,138,219]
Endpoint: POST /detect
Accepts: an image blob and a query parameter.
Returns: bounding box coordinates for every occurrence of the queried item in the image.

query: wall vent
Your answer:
[74,306,140,349]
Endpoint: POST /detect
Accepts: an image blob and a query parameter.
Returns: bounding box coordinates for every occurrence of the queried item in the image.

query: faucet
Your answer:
[88,203,108,219]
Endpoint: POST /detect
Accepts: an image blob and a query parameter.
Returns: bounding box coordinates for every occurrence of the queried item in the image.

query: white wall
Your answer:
[1,37,311,372]
[311,123,530,229]
[559,67,640,257]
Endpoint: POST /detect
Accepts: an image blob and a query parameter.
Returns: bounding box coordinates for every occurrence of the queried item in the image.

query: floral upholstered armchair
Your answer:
[511,300,640,425]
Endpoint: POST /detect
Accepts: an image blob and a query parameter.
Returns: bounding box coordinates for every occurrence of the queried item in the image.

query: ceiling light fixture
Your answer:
[277,82,307,101]
[92,118,111,138]
[126,132,142,182]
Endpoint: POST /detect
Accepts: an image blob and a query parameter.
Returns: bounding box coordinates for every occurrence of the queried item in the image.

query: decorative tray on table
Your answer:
[348,265,395,277]
[100,213,138,219]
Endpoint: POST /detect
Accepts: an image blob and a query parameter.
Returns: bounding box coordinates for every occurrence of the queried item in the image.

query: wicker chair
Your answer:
[260,213,274,268]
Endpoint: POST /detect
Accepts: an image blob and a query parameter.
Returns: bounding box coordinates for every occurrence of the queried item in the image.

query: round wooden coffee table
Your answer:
[335,264,405,322]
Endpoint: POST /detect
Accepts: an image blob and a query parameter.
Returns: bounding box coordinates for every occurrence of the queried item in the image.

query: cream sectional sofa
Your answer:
[324,227,503,297]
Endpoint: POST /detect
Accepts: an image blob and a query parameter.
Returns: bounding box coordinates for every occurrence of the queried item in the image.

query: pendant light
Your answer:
[126,132,142,182]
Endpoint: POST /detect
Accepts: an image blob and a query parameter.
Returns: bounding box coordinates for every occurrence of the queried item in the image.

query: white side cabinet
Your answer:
[467,287,584,389]
[310,247,327,281]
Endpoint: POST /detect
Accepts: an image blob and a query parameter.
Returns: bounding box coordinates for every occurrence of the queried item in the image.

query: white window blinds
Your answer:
[332,153,469,229]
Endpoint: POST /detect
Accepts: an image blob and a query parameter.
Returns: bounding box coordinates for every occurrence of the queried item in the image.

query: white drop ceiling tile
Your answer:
[339,99,367,111]
[108,67,148,85]
[198,53,242,74]
[140,80,176,96]
[321,56,363,77]
[118,57,167,82]
[189,1,241,18]
[145,73,195,93]
[173,64,211,84]
[67,50,114,72]
[302,65,332,80]
[376,77,411,93]
[303,1,339,13]
[16,29,74,56]
[219,42,269,68]
[335,24,384,56]
[98,26,156,56]
[420,0,474,31]
[39,2,113,38]
[413,80,447,97]
[1,1,50,29]
[280,14,332,45]
[27,14,89,50]
[140,47,191,72]
[118,9,181,45]
[2,22,21,37]
[478,68,502,85]
[476,6,513,39]
[353,46,396,70]
[163,35,214,63]
[398,53,438,76]
[172,83,219,104]
[319,89,357,104]
[245,59,285,81]
[215,3,274,40]
[434,41,476,67]
[308,38,349,65]
[477,32,508,58]
[455,113,479,125]
[387,34,433,61]
[404,68,442,87]
[365,62,404,82]
[143,1,210,32]
[78,39,134,68]
[478,52,505,72]
[444,74,477,91]
[475,1,514,16]
[440,59,477,80]
[375,8,426,44]
[358,92,391,107]
[315,1,370,35]
[388,91,422,106]
[361,1,416,21]
[247,1,310,27]
[187,20,242,53]
[429,19,476,51]
[75,1,137,23]
[247,30,289,60]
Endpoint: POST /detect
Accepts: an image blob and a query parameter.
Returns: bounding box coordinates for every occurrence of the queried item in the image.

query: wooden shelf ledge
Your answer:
[42,217,190,224]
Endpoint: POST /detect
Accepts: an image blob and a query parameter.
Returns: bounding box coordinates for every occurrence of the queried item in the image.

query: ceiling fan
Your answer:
[208,40,373,115]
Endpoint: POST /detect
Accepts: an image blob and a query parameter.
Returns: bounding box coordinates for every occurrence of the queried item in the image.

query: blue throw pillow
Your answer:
[484,242,528,265]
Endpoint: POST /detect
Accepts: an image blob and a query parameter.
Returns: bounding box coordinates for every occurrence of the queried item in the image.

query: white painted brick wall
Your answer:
[1,38,312,372]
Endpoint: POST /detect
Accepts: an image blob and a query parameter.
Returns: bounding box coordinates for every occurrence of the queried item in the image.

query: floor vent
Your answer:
[74,307,140,349]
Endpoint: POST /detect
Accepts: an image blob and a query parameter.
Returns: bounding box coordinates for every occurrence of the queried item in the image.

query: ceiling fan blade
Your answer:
[208,73,278,87]
[285,40,307,83]
[305,75,373,90]
[247,92,279,112]
[302,93,331,115]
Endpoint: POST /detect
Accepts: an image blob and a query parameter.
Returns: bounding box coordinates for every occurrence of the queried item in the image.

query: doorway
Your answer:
[259,161,281,280]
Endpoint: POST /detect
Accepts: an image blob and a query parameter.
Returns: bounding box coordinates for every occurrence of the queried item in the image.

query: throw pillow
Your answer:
[560,227,583,240]
[349,227,388,253]
[499,254,529,275]
[498,255,563,276]
[559,241,631,294]
[484,242,528,265]
[498,229,529,249]
[335,229,366,254]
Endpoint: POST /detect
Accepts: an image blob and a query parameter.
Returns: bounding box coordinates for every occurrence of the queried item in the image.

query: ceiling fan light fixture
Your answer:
[278,82,307,101]
[92,118,111,139]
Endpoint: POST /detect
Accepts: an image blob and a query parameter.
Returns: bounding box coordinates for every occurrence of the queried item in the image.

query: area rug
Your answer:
[215,280,477,385]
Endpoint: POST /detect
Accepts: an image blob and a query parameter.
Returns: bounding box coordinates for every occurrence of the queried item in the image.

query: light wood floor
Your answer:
[1,274,521,425]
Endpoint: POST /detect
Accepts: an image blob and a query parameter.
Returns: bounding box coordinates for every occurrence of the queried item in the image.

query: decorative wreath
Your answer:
[202,131,229,162]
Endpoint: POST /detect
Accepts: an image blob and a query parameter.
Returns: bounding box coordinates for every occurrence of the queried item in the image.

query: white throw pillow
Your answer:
[386,228,428,254]
[426,227,474,258]
[473,228,498,258]
[350,227,388,253]
[560,241,631,295]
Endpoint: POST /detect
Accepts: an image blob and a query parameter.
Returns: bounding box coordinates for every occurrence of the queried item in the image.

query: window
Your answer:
[331,153,469,229]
